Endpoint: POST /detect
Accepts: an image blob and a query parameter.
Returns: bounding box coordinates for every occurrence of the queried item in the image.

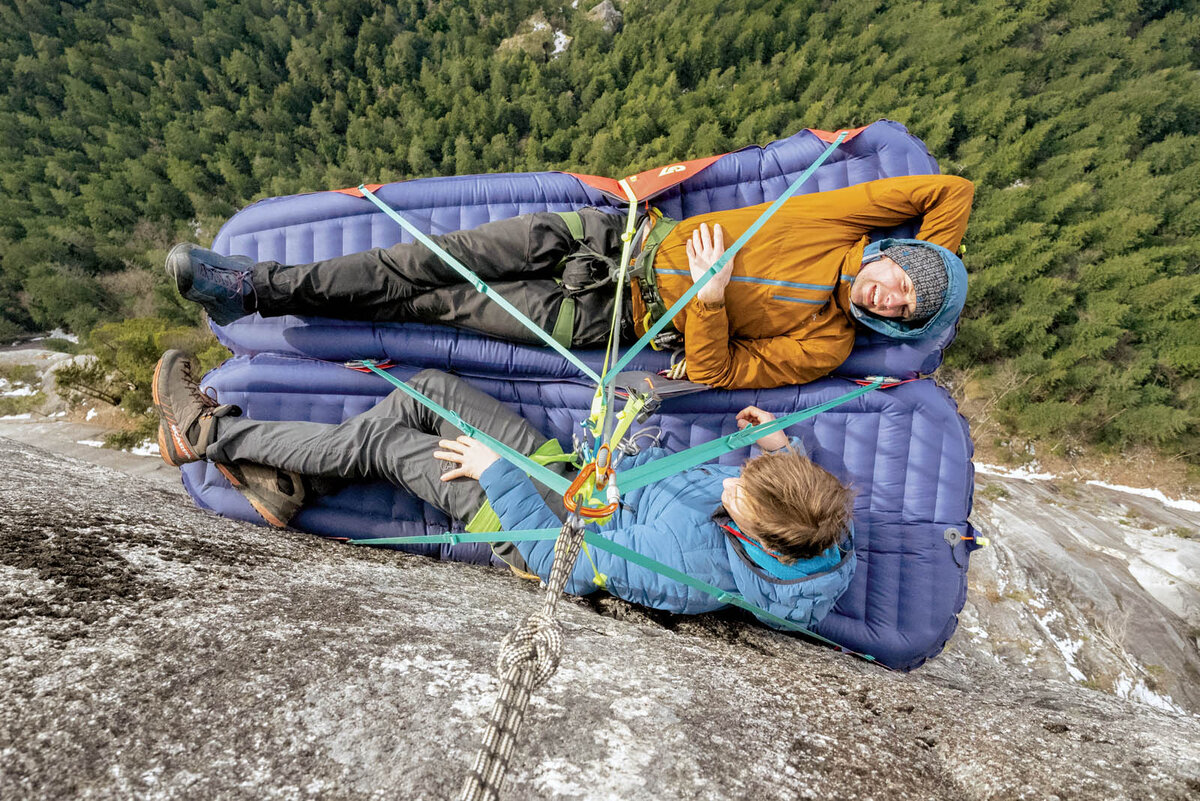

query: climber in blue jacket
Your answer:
[153,350,857,629]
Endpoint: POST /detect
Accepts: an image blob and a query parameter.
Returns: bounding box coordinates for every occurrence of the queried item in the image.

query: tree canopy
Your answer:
[0,0,1197,459]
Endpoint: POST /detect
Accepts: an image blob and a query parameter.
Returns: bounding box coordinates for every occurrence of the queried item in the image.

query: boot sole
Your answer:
[165,243,195,296]
[214,463,292,528]
[152,354,197,468]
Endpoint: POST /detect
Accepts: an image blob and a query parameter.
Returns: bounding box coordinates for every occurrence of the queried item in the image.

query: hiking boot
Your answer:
[166,243,256,325]
[215,461,306,528]
[153,349,240,467]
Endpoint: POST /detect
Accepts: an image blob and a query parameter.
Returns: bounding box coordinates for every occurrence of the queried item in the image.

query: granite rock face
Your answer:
[586,1,623,34]
[2,437,1199,800]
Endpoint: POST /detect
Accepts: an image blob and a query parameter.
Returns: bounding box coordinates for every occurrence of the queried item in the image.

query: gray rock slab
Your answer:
[2,437,1199,800]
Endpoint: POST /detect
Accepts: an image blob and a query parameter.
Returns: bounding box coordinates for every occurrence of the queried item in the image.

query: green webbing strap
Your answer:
[358,185,601,384]
[593,182,640,445]
[616,378,884,493]
[551,296,575,348]
[345,525,873,659]
[348,528,562,546]
[465,439,577,534]
[581,531,870,657]
[555,210,584,240]
[602,131,850,386]
[357,360,572,496]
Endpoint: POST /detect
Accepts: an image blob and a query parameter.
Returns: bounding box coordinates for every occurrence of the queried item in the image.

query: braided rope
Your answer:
[459,517,586,801]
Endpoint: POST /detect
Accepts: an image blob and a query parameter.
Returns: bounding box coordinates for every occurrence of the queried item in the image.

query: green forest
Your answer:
[0,0,1198,463]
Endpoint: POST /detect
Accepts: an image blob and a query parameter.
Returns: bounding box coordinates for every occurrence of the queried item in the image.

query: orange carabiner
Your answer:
[563,460,619,519]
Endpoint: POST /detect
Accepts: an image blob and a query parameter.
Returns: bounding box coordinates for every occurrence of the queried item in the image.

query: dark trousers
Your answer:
[207,370,569,527]
[250,209,630,347]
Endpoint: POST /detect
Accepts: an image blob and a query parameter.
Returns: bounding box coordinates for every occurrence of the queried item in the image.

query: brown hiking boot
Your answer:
[152,350,240,467]
[215,461,306,528]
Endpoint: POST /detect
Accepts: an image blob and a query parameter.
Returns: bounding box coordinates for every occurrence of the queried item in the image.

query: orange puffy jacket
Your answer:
[642,174,975,389]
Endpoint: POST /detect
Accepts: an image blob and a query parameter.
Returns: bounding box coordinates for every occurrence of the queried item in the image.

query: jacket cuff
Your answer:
[479,459,524,497]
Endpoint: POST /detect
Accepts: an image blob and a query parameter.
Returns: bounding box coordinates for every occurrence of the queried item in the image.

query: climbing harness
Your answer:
[348,130,875,798]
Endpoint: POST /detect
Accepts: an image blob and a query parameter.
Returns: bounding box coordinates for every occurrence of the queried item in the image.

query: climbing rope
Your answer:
[459,515,586,801]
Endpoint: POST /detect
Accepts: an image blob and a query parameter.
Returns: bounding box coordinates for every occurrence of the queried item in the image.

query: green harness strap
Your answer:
[616,377,884,493]
[554,210,585,240]
[358,185,601,384]
[548,211,585,347]
[465,439,575,534]
[602,130,850,386]
[358,360,572,496]
[346,526,874,660]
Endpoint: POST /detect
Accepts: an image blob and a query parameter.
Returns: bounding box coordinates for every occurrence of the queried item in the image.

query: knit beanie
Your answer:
[881,243,948,322]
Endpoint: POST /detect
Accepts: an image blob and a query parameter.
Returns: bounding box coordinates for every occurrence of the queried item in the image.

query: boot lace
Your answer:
[180,359,221,413]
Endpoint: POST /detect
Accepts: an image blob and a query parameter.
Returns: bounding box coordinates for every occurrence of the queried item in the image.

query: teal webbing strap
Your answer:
[358,361,572,496]
[346,524,870,659]
[358,185,601,384]
[581,531,870,657]
[616,378,884,493]
[602,131,849,385]
[347,528,561,546]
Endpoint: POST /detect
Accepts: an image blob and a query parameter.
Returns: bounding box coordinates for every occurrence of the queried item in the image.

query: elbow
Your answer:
[684,352,740,389]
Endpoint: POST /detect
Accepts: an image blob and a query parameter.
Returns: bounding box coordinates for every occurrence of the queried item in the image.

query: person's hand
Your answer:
[686,222,732,304]
[736,406,788,452]
[435,436,501,481]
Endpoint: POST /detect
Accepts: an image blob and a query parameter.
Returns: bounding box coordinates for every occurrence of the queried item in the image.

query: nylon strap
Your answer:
[358,185,601,384]
[348,529,565,546]
[554,210,584,240]
[551,296,575,348]
[346,525,873,660]
[616,378,884,493]
[602,131,849,385]
[357,360,572,496]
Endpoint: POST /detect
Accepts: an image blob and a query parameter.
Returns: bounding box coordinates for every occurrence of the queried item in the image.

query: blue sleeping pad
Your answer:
[180,119,978,670]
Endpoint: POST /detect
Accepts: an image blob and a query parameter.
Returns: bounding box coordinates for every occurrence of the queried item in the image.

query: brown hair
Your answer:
[736,449,854,563]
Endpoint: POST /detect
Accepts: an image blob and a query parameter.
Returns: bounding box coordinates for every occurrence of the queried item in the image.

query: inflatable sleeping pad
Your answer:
[181,119,980,670]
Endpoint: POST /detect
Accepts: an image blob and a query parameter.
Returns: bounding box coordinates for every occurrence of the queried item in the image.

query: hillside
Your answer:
[0,0,1197,460]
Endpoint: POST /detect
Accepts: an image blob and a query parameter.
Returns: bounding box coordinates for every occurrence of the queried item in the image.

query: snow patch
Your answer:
[1085,480,1200,512]
[976,463,1057,481]
[552,30,571,54]
[47,328,79,343]
[77,439,105,448]
[1113,672,1186,714]
[86,407,99,421]
[130,439,160,458]
[0,413,32,420]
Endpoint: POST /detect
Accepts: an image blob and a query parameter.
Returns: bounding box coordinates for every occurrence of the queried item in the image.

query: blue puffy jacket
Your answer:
[478,440,857,629]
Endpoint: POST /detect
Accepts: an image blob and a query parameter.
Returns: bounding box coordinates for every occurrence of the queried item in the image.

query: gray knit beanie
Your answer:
[881,243,948,322]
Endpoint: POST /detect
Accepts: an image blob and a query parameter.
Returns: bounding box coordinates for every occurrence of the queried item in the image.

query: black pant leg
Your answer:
[207,370,570,522]
[251,213,576,321]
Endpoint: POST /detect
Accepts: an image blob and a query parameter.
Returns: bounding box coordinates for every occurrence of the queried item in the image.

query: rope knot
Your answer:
[496,613,563,690]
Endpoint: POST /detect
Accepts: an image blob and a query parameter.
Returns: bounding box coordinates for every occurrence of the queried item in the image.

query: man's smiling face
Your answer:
[851,256,918,319]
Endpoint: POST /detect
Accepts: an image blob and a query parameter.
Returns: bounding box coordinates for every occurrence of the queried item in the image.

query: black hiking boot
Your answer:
[166,243,256,325]
[152,350,240,467]
[215,461,306,528]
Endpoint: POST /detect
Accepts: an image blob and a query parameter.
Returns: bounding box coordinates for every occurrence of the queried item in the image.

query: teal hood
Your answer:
[849,238,967,341]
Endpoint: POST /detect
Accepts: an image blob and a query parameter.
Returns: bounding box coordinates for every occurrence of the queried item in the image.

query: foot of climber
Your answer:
[152,349,239,467]
[215,461,306,528]
[166,243,256,325]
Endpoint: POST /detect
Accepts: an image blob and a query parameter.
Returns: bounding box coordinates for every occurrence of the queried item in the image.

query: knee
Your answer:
[410,368,463,400]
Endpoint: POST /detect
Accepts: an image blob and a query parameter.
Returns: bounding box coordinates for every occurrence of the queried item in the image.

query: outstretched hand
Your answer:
[435,435,501,481]
[685,222,732,304]
[736,406,789,452]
